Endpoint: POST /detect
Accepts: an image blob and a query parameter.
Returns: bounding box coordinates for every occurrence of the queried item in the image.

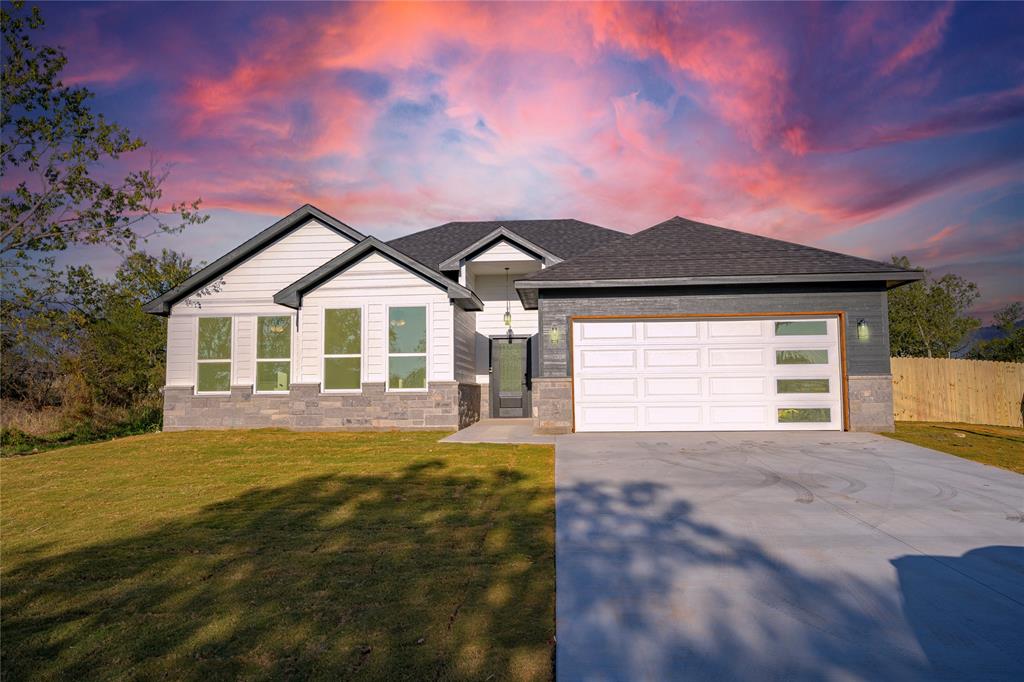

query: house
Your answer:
[144,204,921,433]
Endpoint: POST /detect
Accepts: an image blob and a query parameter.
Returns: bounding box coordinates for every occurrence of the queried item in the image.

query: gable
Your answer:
[143,204,364,315]
[468,239,539,263]
[169,220,355,314]
[304,251,449,299]
[273,238,483,311]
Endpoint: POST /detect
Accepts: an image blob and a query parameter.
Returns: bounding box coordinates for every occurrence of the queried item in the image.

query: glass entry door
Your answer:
[490,337,531,418]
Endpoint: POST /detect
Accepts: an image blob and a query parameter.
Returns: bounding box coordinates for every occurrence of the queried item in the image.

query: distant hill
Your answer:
[952,320,1024,358]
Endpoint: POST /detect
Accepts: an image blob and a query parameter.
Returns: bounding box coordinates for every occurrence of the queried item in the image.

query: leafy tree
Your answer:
[77,250,194,407]
[1,1,206,268]
[967,303,1024,362]
[2,250,195,411]
[1,2,206,439]
[887,256,980,358]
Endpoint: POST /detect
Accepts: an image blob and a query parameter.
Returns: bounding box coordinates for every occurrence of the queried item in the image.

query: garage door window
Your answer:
[776,349,828,364]
[778,407,831,423]
[777,379,830,393]
[775,320,827,336]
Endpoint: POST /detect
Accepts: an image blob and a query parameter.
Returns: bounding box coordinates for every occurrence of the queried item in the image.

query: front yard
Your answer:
[1,431,555,680]
[882,421,1024,474]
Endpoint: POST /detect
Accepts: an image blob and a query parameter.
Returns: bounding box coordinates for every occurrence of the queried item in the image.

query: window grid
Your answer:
[323,308,362,392]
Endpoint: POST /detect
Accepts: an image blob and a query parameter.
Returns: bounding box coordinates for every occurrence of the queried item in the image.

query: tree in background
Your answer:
[887,256,980,358]
[1,1,205,270]
[1,2,206,447]
[967,303,1024,362]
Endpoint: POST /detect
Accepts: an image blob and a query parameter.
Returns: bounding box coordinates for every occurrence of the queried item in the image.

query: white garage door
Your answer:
[572,317,843,432]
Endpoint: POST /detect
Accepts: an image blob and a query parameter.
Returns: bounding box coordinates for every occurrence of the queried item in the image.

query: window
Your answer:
[256,316,291,392]
[777,379,830,393]
[196,317,231,393]
[776,349,829,365]
[388,306,427,390]
[775,320,827,336]
[324,308,361,391]
[778,408,831,423]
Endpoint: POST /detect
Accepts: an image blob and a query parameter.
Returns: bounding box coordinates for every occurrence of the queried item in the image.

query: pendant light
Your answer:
[503,267,512,328]
[504,267,514,343]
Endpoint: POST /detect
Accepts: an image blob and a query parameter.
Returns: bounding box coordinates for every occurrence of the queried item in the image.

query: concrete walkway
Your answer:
[440,418,555,445]
[555,431,1024,681]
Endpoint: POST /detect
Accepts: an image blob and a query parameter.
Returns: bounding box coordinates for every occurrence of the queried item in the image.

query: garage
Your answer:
[571,316,844,432]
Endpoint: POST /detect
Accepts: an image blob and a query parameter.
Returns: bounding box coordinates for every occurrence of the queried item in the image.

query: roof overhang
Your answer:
[273,237,484,311]
[437,227,562,271]
[514,270,925,309]
[143,204,365,316]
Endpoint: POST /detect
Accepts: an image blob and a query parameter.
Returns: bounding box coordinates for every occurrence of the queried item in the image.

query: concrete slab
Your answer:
[440,418,555,445]
[555,431,1024,681]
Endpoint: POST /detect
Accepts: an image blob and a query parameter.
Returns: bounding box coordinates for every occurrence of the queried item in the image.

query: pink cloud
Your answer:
[63,0,1010,295]
[925,223,962,246]
[879,2,955,76]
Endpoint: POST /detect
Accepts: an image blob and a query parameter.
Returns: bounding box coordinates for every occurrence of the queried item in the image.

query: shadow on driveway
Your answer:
[556,478,1024,681]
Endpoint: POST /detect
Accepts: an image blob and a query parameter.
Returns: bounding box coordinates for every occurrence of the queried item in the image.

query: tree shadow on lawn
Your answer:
[3,460,554,680]
[556,479,1024,681]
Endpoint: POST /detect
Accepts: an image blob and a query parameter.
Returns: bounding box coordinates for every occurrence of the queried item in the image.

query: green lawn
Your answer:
[1,430,555,681]
[882,422,1024,474]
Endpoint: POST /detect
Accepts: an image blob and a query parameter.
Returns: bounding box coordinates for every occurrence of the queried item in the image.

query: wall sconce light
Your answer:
[857,319,870,341]
[548,325,561,345]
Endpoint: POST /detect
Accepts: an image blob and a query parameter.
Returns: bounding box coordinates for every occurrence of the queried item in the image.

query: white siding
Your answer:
[300,252,454,387]
[299,305,322,383]
[168,220,354,316]
[431,301,454,381]
[470,239,536,263]
[164,219,353,388]
[234,316,255,384]
[166,315,196,386]
[472,274,539,382]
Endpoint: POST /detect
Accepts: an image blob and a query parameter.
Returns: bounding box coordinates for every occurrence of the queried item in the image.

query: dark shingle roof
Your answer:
[522,217,918,283]
[388,219,625,270]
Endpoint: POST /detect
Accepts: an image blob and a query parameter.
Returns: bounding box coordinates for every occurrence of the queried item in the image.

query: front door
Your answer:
[491,337,531,418]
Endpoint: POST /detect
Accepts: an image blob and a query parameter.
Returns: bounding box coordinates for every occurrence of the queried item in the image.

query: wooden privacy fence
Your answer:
[891,357,1024,428]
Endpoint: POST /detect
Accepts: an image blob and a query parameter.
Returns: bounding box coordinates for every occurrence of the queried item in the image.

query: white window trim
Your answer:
[254,314,293,394]
[195,315,233,396]
[322,306,363,394]
[386,304,429,392]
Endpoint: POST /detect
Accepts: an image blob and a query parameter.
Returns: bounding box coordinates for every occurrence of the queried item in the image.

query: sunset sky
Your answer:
[36,1,1024,319]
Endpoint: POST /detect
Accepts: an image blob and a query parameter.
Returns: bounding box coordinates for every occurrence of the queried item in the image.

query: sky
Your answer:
[28,1,1024,319]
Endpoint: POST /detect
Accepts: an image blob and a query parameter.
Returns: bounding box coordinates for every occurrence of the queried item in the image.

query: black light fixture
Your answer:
[857,318,870,341]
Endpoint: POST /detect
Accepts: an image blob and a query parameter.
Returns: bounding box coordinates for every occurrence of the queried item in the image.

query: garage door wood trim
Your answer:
[567,311,850,432]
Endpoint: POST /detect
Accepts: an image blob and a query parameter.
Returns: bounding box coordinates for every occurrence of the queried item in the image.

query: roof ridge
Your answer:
[637,216,914,273]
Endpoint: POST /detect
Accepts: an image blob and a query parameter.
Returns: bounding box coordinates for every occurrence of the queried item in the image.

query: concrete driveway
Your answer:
[555,431,1024,681]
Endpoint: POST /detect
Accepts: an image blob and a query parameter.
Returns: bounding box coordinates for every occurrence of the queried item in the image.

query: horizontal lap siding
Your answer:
[299,306,322,383]
[471,240,537,262]
[166,316,196,386]
[234,317,255,384]
[301,252,454,386]
[164,220,355,388]
[167,220,354,316]
[538,284,890,378]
